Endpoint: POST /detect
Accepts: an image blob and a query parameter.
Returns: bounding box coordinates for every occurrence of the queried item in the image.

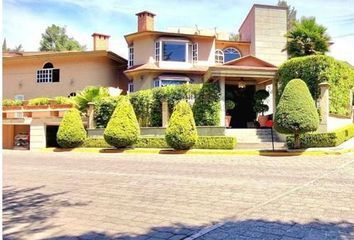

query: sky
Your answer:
[2,0,354,64]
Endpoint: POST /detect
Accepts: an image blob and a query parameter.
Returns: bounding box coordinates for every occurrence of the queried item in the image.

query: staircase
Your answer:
[225,128,282,143]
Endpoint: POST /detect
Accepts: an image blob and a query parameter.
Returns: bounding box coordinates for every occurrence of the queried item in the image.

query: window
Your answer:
[192,43,198,62]
[155,41,160,61]
[36,62,60,83]
[128,46,134,68]
[68,92,76,98]
[223,47,241,62]
[153,75,190,88]
[215,49,224,64]
[128,82,134,93]
[162,41,186,62]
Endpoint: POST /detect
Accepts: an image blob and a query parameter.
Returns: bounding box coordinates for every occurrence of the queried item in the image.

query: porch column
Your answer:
[219,77,226,126]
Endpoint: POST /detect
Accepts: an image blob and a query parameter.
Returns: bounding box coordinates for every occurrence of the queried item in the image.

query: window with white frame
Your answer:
[128,82,134,93]
[153,75,190,88]
[223,47,241,62]
[36,62,60,83]
[215,49,224,64]
[192,43,198,62]
[155,41,160,61]
[128,46,134,68]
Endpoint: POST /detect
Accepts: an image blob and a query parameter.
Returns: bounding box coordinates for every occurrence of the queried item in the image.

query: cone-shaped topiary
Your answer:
[274,79,319,148]
[104,96,140,148]
[165,100,198,150]
[57,108,86,148]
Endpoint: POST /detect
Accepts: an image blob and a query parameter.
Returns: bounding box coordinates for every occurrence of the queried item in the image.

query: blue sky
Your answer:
[3,0,354,64]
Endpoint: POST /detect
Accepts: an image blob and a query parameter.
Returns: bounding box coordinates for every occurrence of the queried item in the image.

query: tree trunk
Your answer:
[294,133,301,149]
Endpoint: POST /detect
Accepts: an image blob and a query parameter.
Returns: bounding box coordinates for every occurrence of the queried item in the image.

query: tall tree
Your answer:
[229,33,240,41]
[3,39,24,52]
[3,39,9,52]
[285,17,331,58]
[39,24,86,51]
[278,0,297,30]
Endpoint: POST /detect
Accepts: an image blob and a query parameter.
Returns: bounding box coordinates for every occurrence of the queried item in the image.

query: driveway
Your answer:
[3,151,354,240]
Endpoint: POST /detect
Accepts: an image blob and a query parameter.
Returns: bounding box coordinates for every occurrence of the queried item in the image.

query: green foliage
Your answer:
[2,99,23,106]
[104,96,140,148]
[193,83,221,126]
[82,136,237,150]
[40,24,86,51]
[286,124,354,148]
[74,86,110,112]
[275,79,319,134]
[253,90,269,115]
[27,97,50,106]
[54,96,74,105]
[285,17,331,58]
[276,55,354,117]
[277,0,297,30]
[94,96,122,128]
[129,89,154,126]
[165,100,198,150]
[225,100,235,111]
[57,108,86,148]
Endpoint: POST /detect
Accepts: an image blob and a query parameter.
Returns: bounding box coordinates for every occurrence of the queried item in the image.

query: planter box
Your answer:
[2,106,22,111]
[23,105,50,118]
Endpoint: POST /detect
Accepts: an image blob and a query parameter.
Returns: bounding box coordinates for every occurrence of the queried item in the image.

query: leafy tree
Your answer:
[166,100,198,150]
[40,24,86,51]
[285,17,331,58]
[274,79,319,149]
[229,33,240,41]
[104,96,140,148]
[277,0,297,30]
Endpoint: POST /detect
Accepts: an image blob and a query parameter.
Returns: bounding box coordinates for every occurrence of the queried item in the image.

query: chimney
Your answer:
[136,11,156,32]
[92,33,110,51]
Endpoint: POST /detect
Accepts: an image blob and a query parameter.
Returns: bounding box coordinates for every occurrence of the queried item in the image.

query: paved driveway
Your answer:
[3,151,354,240]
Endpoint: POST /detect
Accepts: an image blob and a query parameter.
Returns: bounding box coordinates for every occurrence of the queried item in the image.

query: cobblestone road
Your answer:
[3,151,354,240]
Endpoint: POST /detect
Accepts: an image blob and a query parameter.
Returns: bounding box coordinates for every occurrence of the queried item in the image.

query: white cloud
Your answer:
[329,35,354,65]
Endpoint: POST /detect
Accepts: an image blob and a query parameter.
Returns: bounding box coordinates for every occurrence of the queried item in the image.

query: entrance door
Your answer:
[226,85,256,128]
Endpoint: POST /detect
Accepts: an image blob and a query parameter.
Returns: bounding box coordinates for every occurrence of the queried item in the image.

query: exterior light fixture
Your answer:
[238,82,246,88]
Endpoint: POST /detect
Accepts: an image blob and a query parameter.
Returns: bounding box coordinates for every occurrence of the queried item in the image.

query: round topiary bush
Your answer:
[274,79,319,148]
[104,96,140,148]
[57,108,86,148]
[165,100,198,150]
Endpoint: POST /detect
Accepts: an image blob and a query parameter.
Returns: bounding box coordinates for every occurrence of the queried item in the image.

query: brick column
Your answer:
[318,82,330,132]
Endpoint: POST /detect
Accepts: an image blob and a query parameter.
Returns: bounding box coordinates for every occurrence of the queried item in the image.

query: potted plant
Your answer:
[2,99,23,111]
[225,100,236,128]
[253,90,270,127]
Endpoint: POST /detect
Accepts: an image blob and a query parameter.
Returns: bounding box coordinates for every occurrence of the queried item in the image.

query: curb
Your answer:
[41,147,354,156]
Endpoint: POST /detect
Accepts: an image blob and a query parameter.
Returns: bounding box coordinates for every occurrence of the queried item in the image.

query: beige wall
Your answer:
[133,36,155,65]
[3,55,127,99]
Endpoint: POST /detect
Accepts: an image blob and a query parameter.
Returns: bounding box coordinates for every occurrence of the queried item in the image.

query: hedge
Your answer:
[81,136,237,150]
[94,96,122,128]
[286,124,354,149]
[275,55,354,117]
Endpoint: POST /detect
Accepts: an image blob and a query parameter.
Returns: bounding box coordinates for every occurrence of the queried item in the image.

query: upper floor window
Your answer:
[215,49,224,64]
[162,41,186,62]
[36,62,60,83]
[128,46,134,68]
[192,43,198,62]
[223,47,241,62]
[155,41,160,61]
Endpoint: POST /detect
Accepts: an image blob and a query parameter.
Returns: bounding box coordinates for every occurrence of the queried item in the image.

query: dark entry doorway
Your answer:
[46,125,59,147]
[225,84,256,128]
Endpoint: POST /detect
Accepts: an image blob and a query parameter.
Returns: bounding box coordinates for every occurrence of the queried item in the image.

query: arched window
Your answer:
[215,49,224,64]
[43,62,54,69]
[68,92,76,98]
[223,48,241,63]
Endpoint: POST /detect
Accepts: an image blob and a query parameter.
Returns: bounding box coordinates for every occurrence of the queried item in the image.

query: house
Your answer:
[124,5,287,128]
[3,33,129,100]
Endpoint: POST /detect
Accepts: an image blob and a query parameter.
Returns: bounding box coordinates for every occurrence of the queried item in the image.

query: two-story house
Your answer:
[124,4,287,128]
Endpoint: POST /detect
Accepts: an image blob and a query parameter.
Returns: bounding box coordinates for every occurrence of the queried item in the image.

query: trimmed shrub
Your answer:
[82,136,237,150]
[104,96,140,148]
[57,108,86,148]
[276,55,354,117]
[165,100,198,150]
[275,79,319,148]
[286,124,354,149]
[94,96,122,128]
[2,99,23,106]
[193,83,221,126]
[28,97,50,106]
